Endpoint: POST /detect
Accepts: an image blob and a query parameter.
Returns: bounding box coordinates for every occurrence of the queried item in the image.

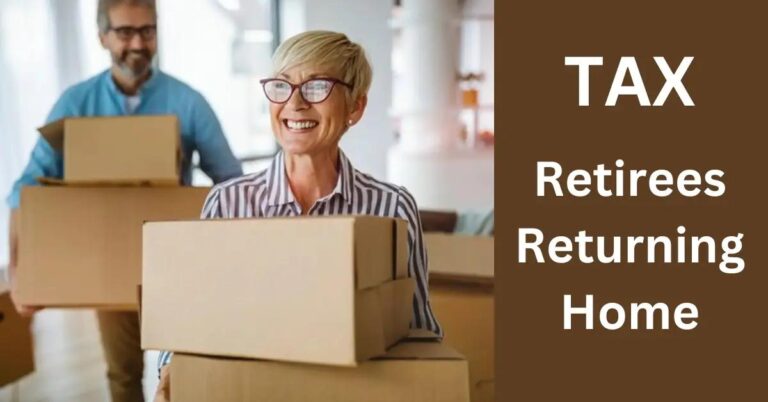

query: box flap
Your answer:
[37,177,181,187]
[376,340,465,361]
[376,278,415,348]
[354,216,396,289]
[392,278,415,344]
[38,118,65,152]
[37,177,65,186]
[405,328,443,340]
[355,285,387,362]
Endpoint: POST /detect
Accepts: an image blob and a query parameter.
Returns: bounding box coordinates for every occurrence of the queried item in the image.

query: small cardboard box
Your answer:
[38,115,180,185]
[141,216,411,366]
[427,233,494,402]
[171,339,470,402]
[0,281,35,387]
[16,186,210,309]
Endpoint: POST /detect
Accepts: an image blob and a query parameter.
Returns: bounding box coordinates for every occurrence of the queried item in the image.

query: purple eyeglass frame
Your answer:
[259,77,353,104]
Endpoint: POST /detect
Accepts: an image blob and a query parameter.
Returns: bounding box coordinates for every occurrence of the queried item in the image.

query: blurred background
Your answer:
[0,0,494,265]
[0,0,492,399]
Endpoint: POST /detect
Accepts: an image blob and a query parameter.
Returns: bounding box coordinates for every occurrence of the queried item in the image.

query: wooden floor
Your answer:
[0,309,160,402]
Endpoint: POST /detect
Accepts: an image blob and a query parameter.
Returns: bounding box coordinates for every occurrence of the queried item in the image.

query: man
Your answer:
[5,1,242,401]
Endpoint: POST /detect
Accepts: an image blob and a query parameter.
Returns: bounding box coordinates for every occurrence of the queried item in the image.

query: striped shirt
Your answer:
[159,149,442,370]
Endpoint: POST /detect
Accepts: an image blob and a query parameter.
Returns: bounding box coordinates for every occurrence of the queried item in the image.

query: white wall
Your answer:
[0,0,63,267]
[281,0,393,180]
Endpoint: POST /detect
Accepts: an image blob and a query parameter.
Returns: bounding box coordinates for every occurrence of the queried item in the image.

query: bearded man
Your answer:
[5,1,242,400]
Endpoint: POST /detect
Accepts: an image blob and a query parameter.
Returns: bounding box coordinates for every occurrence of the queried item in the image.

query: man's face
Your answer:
[99,4,157,79]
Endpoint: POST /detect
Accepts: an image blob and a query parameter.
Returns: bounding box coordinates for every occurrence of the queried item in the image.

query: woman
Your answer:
[154,30,441,401]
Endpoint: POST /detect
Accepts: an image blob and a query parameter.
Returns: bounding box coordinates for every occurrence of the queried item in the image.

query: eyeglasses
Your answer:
[259,78,352,104]
[109,24,157,41]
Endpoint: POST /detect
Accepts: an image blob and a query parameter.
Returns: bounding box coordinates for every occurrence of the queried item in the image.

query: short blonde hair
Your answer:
[272,30,372,103]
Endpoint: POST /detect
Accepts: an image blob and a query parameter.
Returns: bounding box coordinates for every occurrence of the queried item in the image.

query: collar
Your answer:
[104,67,161,98]
[265,149,355,207]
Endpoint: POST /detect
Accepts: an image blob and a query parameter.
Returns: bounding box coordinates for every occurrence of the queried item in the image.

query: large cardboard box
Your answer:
[16,186,210,309]
[427,233,494,402]
[171,339,470,402]
[0,281,35,387]
[142,216,411,366]
[38,115,180,185]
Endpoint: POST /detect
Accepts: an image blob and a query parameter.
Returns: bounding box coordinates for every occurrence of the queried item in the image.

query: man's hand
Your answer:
[154,365,171,402]
[8,209,41,317]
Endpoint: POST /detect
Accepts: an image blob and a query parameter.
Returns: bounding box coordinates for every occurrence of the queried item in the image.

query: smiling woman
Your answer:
[155,31,444,398]
[265,31,371,173]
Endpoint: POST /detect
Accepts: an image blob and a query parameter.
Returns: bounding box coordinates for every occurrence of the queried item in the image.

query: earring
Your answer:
[348,119,354,126]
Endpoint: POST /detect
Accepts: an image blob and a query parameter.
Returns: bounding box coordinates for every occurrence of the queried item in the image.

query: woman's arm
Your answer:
[396,187,443,337]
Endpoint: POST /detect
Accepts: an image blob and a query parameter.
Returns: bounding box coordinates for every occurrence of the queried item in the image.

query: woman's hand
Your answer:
[154,365,171,402]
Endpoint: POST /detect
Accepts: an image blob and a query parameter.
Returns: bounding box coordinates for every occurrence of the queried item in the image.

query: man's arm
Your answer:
[190,93,243,184]
[6,137,64,209]
[6,87,73,209]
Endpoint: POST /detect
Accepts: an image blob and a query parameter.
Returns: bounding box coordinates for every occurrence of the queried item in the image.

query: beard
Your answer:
[113,49,154,79]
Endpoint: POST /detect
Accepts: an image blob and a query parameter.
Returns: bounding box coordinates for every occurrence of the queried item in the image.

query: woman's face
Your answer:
[269,65,366,157]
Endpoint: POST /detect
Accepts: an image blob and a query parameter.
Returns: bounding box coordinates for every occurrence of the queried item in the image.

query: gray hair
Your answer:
[273,31,373,103]
[97,0,156,34]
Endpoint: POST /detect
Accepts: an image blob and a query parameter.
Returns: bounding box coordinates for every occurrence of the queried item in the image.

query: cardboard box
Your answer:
[0,281,35,387]
[425,233,494,280]
[38,115,180,185]
[16,186,210,309]
[142,216,411,366]
[171,339,470,402]
[427,234,494,402]
[431,281,494,402]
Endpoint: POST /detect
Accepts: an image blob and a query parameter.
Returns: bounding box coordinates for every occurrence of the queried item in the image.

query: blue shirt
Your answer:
[6,69,243,208]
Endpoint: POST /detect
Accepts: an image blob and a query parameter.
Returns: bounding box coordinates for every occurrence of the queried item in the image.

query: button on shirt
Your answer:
[158,149,443,369]
[125,94,141,114]
[6,69,243,208]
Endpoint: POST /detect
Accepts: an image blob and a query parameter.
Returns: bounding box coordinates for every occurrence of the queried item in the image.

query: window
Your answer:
[0,0,61,267]
[157,0,280,185]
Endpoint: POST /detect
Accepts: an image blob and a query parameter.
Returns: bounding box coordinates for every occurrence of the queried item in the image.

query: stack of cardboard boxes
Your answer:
[14,116,209,309]
[141,216,471,402]
[8,114,486,399]
[425,232,495,402]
